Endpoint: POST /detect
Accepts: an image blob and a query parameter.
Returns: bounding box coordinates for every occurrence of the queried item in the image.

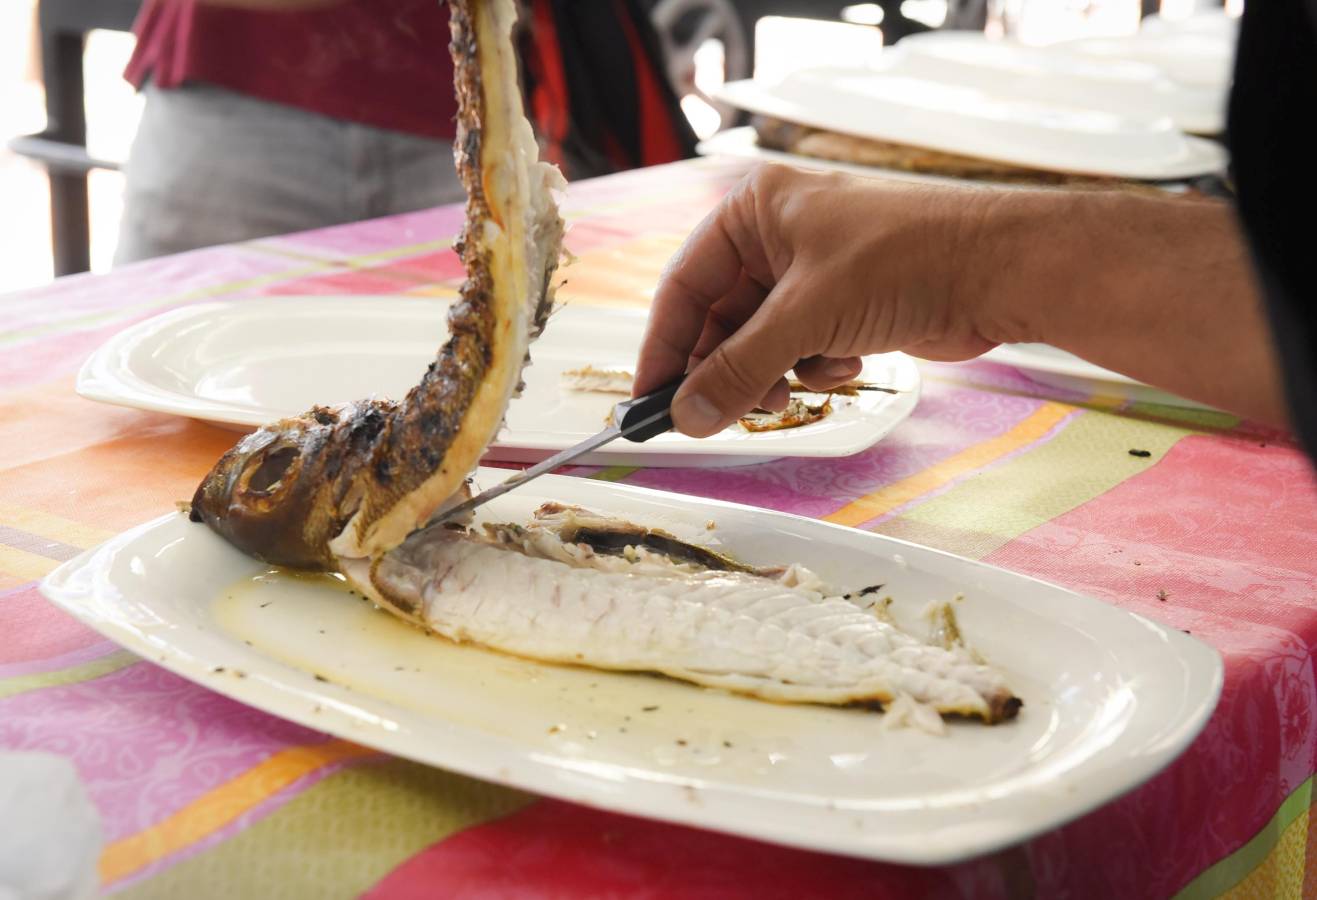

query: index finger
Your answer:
[632,182,768,396]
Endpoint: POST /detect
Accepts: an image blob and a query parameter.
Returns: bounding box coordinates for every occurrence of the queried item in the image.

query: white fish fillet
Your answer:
[342,505,1021,723]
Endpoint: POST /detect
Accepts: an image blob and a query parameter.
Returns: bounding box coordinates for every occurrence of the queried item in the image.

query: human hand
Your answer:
[633,164,1013,437]
[635,163,1287,433]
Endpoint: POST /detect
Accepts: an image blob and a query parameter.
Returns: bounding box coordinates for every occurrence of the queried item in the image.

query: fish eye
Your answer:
[243,446,300,495]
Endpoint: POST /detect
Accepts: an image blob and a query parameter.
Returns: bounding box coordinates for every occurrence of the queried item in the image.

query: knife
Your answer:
[437,374,687,522]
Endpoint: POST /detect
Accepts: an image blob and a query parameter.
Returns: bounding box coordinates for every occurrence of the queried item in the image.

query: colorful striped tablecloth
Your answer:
[3,157,1316,898]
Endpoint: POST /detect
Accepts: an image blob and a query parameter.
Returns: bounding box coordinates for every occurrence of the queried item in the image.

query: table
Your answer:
[3,157,1315,899]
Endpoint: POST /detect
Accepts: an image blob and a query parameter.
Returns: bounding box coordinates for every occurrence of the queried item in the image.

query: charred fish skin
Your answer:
[190,0,565,570]
[338,0,565,559]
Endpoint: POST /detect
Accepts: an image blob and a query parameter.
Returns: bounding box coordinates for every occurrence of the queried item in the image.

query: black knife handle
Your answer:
[614,374,688,443]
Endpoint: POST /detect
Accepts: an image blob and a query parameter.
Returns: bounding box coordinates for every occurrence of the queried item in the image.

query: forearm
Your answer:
[973,189,1288,426]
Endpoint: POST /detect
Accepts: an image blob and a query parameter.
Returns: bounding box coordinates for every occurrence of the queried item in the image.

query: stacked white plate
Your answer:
[712,66,1225,180]
[706,20,1233,182]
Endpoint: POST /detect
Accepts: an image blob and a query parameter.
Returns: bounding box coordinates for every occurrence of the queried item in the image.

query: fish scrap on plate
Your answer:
[186,0,1020,726]
[561,367,905,434]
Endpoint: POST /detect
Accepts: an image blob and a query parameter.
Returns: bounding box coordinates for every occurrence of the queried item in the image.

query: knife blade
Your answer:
[436,374,687,522]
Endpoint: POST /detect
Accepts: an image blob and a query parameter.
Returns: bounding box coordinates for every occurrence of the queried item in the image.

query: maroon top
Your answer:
[125,0,458,140]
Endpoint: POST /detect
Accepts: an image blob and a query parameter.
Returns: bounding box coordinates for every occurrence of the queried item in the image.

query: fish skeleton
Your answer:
[341,504,1021,723]
[187,0,1020,725]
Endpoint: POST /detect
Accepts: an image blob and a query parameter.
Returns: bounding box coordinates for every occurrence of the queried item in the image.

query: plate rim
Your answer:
[39,474,1224,866]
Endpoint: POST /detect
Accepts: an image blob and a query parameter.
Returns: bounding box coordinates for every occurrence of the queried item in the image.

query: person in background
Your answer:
[633,3,1316,463]
[116,0,694,264]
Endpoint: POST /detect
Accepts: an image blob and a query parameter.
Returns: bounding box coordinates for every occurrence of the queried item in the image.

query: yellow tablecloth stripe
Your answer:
[0,546,59,583]
[0,504,115,549]
[100,739,377,885]
[823,401,1075,528]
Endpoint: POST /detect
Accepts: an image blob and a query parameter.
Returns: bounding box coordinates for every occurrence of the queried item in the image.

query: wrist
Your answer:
[943,188,1083,349]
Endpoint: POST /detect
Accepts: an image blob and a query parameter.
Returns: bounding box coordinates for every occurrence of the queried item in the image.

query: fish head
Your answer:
[189,405,353,570]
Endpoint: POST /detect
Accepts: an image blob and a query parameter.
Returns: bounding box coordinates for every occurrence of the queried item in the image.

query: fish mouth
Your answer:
[190,421,323,569]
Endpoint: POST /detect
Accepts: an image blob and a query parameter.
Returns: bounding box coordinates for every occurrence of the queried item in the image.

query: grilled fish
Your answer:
[188,0,1020,725]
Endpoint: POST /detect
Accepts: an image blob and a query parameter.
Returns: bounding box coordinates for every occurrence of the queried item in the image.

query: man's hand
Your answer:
[634,166,1011,436]
[635,164,1288,435]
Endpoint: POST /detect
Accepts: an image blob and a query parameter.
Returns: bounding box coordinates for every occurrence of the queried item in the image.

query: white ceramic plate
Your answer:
[76,296,921,468]
[984,343,1215,410]
[697,129,1203,197]
[714,69,1227,180]
[698,127,997,187]
[892,32,1225,134]
[40,472,1222,865]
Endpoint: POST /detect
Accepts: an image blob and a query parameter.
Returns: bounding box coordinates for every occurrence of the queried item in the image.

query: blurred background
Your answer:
[0,0,1232,296]
[2,1,139,293]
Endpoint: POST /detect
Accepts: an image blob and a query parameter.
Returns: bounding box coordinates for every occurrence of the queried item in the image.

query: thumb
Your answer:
[670,290,811,438]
